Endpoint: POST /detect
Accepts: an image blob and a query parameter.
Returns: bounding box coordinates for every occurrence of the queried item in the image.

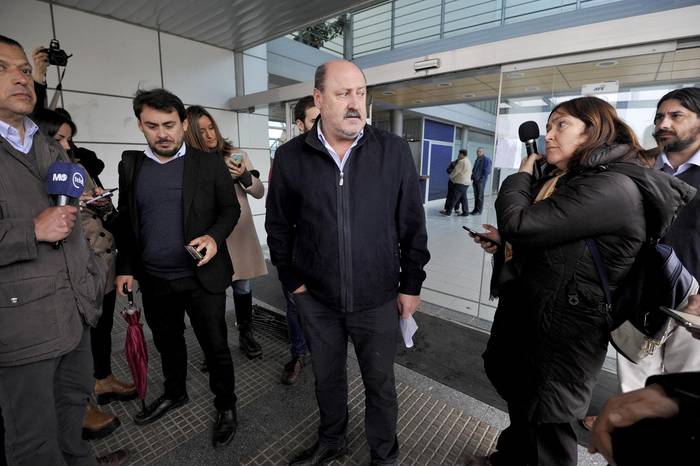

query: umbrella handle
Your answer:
[123,283,134,308]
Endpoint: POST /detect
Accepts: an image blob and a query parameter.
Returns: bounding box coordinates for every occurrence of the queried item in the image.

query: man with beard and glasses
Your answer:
[267,60,430,466]
[616,87,700,393]
[114,89,240,448]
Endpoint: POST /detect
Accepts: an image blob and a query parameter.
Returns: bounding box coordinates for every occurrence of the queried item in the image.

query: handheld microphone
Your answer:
[45,161,86,247]
[518,121,543,178]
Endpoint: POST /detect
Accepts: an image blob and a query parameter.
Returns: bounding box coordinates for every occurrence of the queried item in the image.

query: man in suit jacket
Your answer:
[115,89,240,448]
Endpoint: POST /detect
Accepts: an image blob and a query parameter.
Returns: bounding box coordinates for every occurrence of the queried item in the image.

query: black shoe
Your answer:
[469,211,481,215]
[289,443,347,466]
[281,355,305,385]
[460,212,469,216]
[96,449,129,465]
[439,210,451,216]
[240,329,263,359]
[212,408,237,448]
[133,393,189,426]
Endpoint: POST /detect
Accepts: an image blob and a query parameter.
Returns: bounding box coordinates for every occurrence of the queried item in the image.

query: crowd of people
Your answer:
[1,31,699,466]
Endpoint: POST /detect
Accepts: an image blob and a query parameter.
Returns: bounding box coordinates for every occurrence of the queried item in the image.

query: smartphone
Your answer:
[230,152,243,166]
[85,188,118,205]
[463,225,501,247]
[184,245,204,261]
[659,306,700,330]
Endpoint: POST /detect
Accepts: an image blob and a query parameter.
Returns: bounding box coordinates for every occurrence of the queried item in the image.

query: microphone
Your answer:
[45,161,86,247]
[518,121,543,178]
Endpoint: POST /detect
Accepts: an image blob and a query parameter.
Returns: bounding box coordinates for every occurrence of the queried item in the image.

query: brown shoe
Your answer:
[579,415,597,431]
[83,401,120,440]
[95,374,137,405]
[96,448,129,465]
[281,355,305,385]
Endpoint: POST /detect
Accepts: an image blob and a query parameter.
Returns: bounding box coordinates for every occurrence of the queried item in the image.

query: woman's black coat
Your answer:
[484,145,695,423]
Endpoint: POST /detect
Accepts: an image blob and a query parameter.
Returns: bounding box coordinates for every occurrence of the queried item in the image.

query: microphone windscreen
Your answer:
[518,121,540,142]
[45,161,86,198]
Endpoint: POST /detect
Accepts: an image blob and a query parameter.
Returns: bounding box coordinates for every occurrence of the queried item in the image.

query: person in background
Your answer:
[615,87,700,391]
[469,147,492,215]
[271,96,320,385]
[33,108,137,442]
[30,46,106,187]
[267,60,430,466]
[184,105,267,360]
[468,96,692,466]
[440,149,471,216]
[0,34,125,466]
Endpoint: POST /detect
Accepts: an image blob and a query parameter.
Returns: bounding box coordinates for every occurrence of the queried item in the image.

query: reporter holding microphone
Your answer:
[0,36,124,465]
[467,97,693,466]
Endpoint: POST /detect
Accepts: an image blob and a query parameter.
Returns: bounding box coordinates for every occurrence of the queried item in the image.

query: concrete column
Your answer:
[391,109,404,137]
[461,127,469,152]
[234,52,245,97]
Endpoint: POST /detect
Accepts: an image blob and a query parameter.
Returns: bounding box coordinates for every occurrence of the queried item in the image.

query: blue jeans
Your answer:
[283,286,307,357]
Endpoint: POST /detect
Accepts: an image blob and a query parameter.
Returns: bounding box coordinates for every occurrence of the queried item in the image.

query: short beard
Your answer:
[150,142,181,157]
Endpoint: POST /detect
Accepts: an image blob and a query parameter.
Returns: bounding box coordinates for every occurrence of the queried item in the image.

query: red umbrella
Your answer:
[121,284,148,413]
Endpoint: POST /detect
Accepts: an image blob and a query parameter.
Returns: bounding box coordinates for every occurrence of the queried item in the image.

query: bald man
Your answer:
[266,60,430,466]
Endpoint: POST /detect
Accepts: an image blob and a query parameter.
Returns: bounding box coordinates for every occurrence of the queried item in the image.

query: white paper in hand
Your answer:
[400,315,418,348]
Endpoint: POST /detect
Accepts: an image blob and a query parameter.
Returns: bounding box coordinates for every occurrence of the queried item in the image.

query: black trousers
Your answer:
[489,401,577,466]
[90,289,117,380]
[294,293,399,464]
[447,183,469,214]
[0,328,95,466]
[443,181,455,211]
[472,178,486,214]
[140,274,236,411]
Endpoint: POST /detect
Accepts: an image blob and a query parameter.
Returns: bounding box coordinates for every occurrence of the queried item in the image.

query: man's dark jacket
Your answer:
[115,145,239,293]
[266,121,430,312]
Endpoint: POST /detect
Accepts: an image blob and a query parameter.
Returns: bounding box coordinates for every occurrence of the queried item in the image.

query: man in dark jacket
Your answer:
[0,35,124,465]
[114,89,240,448]
[617,87,700,392]
[470,147,492,215]
[266,60,430,466]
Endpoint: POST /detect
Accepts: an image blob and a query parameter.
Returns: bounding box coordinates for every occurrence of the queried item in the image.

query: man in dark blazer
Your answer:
[115,89,240,448]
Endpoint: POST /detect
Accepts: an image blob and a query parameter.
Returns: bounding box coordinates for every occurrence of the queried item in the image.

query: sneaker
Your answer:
[281,356,305,385]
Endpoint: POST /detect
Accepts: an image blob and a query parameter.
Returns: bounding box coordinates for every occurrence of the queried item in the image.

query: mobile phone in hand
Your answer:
[230,152,243,166]
[659,306,700,330]
[463,226,501,247]
[185,245,204,261]
[85,188,118,205]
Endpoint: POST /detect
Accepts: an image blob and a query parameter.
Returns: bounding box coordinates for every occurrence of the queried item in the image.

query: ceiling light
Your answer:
[525,86,540,92]
[596,60,618,68]
[382,90,396,96]
[413,99,425,104]
[462,93,476,98]
[437,82,452,88]
[507,72,525,79]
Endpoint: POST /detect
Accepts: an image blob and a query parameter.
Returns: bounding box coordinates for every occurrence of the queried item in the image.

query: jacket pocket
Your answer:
[74,251,108,327]
[0,276,65,351]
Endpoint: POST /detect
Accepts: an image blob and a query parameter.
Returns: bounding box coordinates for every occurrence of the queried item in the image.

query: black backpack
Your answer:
[587,239,697,362]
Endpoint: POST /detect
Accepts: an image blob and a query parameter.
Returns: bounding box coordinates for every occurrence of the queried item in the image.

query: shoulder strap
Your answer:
[585,239,612,307]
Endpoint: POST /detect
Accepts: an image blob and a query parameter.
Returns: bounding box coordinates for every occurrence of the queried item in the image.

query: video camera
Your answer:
[42,39,71,67]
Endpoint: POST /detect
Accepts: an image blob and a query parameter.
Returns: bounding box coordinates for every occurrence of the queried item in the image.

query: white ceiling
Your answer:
[44,0,384,51]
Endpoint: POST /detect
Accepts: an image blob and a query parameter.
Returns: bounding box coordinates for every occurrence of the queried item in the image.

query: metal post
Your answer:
[440,0,446,39]
[391,109,404,137]
[343,14,353,60]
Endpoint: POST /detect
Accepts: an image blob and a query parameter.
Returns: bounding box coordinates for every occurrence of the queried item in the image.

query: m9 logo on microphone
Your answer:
[52,173,68,182]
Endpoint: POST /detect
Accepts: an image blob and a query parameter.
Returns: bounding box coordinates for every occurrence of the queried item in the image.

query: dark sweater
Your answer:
[662,165,700,278]
[136,156,193,279]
